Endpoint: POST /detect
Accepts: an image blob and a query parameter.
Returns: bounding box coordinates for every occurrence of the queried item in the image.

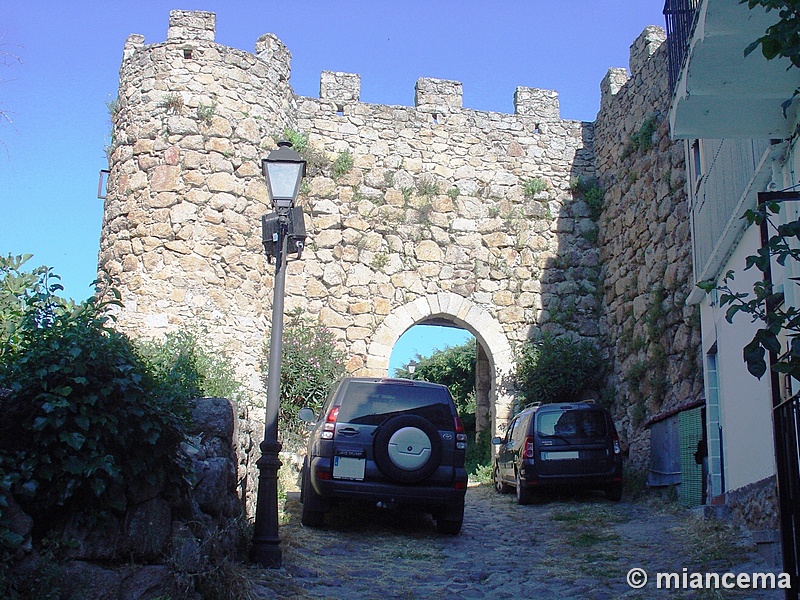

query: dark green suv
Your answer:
[492,402,623,504]
[299,377,468,533]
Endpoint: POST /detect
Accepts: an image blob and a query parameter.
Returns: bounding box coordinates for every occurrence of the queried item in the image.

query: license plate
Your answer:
[333,456,366,480]
[541,450,580,460]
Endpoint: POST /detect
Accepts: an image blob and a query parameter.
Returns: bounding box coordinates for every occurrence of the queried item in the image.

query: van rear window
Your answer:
[537,409,607,439]
[336,382,453,428]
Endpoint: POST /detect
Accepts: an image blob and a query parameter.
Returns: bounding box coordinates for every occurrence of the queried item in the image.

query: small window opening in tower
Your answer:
[183,48,193,59]
[336,104,344,117]
[431,113,439,125]
[97,169,109,200]
[534,123,541,134]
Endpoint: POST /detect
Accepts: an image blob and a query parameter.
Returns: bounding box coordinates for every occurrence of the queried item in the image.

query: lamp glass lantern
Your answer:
[262,140,307,208]
[407,360,417,377]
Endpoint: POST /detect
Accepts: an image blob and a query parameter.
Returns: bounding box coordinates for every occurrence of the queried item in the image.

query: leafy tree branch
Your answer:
[698,201,800,380]
[742,0,800,114]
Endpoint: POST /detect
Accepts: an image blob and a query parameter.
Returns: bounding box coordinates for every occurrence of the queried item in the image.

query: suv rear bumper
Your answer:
[309,457,467,507]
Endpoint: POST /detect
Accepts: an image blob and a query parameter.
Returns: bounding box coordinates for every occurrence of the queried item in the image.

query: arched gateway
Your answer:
[101,11,604,441]
[366,293,515,437]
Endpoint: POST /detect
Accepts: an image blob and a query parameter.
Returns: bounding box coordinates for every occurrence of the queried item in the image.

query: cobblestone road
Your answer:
[249,484,785,599]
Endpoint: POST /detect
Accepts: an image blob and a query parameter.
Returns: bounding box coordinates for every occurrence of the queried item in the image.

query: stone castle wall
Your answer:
[593,26,704,468]
[101,11,602,422]
[99,11,702,483]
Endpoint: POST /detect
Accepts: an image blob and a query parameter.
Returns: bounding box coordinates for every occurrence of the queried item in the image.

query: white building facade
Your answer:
[666,0,800,586]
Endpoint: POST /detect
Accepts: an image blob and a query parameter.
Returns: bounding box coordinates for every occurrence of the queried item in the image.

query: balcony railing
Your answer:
[664,0,701,93]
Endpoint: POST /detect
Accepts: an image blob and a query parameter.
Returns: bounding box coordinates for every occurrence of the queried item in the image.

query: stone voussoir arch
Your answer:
[365,292,516,437]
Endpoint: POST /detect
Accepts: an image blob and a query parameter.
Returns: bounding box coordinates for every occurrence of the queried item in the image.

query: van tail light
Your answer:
[523,436,535,459]
[612,431,621,455]
[454,416,467,449]
[322,406,339,439]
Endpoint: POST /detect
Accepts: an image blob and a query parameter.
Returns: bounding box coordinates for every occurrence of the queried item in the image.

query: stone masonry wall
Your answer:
[7,398,244,599]
[593,26,704,470]
[99,12,702,494]
[292,75,600,365]
[100,10,602,431]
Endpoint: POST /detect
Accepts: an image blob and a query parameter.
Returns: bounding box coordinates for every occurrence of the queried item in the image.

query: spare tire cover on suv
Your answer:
[373,414,443,483]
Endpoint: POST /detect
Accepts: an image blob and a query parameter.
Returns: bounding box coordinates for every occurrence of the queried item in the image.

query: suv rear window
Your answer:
[536,409,607,439]
[336,381,454,429]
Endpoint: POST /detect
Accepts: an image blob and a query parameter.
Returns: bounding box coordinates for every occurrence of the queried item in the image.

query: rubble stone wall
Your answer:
[8,398,244,599]
[593,26,704,469]
[101,10,603,442]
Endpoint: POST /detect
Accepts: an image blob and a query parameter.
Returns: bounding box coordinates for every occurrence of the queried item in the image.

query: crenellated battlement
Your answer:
[600,25,667,106]
[320,71,361,104]
[167,10,216,41]
[123,10,563,120]
[103,8,598,398]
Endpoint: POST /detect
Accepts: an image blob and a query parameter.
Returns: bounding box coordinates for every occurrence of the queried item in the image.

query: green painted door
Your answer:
[679,407,704,507]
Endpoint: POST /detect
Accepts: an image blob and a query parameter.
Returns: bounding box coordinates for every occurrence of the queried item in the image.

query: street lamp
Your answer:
[407,360,417,379]
[250,140,306,568]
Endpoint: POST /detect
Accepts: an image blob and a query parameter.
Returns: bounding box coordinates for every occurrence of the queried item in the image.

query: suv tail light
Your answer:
[612,431,621,455]
[523,436,535,459]
[454,417,467,449]
[322,406,339,440]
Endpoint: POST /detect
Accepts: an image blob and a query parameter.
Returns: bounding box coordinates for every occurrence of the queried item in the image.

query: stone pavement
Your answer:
[248,484,785,599]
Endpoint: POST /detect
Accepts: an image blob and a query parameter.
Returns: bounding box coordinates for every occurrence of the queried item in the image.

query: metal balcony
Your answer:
[664,0,700,94]
[667,0,800,139]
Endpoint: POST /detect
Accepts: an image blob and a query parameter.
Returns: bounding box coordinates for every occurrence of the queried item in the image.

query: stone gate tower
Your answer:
[100,10,607,437]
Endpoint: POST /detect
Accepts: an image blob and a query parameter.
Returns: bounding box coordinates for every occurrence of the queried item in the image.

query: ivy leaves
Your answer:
[698,201,800,380]
[742,0,800,68]
[742,0,800,114]
[0,256,190,542]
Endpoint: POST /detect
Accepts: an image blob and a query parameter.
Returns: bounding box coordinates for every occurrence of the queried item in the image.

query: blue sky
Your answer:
[1,0,667,369]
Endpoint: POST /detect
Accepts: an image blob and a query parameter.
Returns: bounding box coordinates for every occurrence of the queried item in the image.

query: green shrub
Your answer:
[136,328,245,407]
[416,177,440,197]
[280,128,308,154]
[523,177,548,198]
[394,341,477,429]
[465,431,493,480]
[159,93,184,113]
[197,102,216,124]
[514,333,603,407]
[262,309,346,439]
[331,149,354,180]
[571,176,605,221]
[278,129,327,177]
[0,258,189,536]
[627,115,658,154]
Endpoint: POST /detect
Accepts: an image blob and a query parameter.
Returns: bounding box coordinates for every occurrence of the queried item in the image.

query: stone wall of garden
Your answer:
[6,398,245,599]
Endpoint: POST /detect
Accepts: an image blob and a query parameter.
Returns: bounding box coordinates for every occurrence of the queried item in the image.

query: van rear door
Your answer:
[535,408,615,477]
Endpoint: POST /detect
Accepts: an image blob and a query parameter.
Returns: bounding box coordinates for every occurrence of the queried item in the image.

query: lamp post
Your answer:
[250,140,306,568]
[407,360,417,380]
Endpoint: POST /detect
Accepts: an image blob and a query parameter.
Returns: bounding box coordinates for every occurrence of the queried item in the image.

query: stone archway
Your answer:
[365,292,515,437]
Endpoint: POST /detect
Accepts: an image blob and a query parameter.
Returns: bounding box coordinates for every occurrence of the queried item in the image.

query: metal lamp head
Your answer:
[262,140,307,209]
